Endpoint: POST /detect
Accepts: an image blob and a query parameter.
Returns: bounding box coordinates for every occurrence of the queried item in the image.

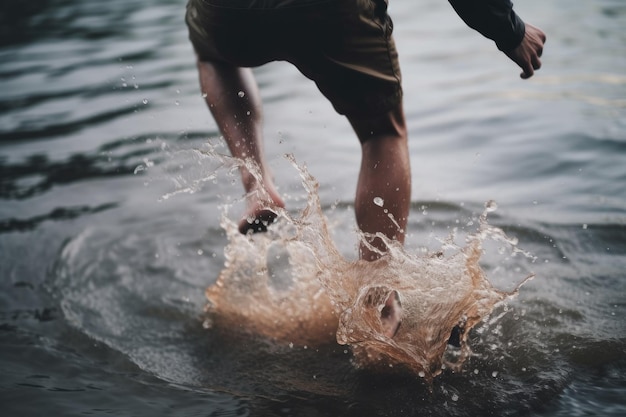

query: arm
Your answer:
[448,0,546,79]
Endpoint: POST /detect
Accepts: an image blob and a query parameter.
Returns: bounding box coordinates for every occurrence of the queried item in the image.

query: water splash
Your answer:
[205,155,534,381]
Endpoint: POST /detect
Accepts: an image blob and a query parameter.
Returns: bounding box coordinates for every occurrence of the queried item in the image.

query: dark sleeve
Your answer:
[448,0,526,51]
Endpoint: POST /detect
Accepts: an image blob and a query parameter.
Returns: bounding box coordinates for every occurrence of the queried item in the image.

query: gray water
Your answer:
[1,0,625,416]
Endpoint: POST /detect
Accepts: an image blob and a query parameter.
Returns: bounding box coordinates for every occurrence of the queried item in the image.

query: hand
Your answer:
[505,23,546,79]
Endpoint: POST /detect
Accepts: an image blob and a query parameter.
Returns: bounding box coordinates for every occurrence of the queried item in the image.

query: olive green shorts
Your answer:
[185,0,402,118]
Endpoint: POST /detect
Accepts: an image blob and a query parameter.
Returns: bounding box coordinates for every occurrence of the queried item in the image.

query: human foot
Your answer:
[238,206,279,234]
[238,185,285,235]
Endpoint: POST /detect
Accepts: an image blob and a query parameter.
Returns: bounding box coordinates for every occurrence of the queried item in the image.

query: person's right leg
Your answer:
[196,60,285,233]
[348,103,411,261]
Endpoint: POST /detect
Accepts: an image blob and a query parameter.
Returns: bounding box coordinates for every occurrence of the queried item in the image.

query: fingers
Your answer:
[522,52,543,78]
[520,66,532,79]
[519,52,538,79]
[521,56,542,79]
[514,24,546,79]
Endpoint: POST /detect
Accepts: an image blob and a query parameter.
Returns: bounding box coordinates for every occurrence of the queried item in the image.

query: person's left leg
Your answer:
[348,103,411,261]
[196,60,285,233]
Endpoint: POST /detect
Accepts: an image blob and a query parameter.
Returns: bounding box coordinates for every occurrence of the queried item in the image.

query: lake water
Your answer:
[1,0,625,416]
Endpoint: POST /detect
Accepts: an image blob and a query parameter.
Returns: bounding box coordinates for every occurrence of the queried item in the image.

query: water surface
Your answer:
[1,0,625,416]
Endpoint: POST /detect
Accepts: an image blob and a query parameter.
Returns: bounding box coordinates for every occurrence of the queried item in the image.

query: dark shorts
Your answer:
[185,0,402,118]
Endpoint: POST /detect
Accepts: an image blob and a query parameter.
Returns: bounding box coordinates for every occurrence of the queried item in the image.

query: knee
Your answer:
[349,105,407,145]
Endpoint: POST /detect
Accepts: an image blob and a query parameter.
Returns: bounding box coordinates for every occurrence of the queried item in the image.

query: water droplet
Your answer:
[237,91,245,98]
[142,98,148,104]
[418,371,425,378]
[451,394,459,402]
[492,371,498,378]
[485,200,498,212]
[373,197,384,207]
[197,249,204,255]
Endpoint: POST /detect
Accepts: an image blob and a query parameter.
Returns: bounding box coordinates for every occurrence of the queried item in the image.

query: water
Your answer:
[1,0,625,416]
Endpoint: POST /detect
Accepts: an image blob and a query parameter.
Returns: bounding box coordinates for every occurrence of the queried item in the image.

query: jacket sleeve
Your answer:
[448,0,526,51]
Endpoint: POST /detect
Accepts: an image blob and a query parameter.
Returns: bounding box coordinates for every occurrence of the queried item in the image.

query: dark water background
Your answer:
[1,0,625,416]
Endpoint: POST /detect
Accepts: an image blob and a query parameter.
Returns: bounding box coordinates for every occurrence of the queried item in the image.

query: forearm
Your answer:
[448,0,526,51]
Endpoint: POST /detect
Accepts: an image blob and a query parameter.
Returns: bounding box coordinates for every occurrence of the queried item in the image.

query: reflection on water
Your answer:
[0,202,117,233]
[1,0,625,415]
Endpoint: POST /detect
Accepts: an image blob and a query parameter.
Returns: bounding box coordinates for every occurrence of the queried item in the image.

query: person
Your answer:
[185,0,546,261]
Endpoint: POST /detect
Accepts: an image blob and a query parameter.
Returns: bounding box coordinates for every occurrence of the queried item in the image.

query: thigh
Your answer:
[288,0,403,118]
[185,0,334,66]
[186,0,278,66]
[186,0,403,117]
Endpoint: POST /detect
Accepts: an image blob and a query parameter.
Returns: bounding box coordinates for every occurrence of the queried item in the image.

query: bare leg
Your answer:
[197,60,285,233]
[348,104,411,261]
